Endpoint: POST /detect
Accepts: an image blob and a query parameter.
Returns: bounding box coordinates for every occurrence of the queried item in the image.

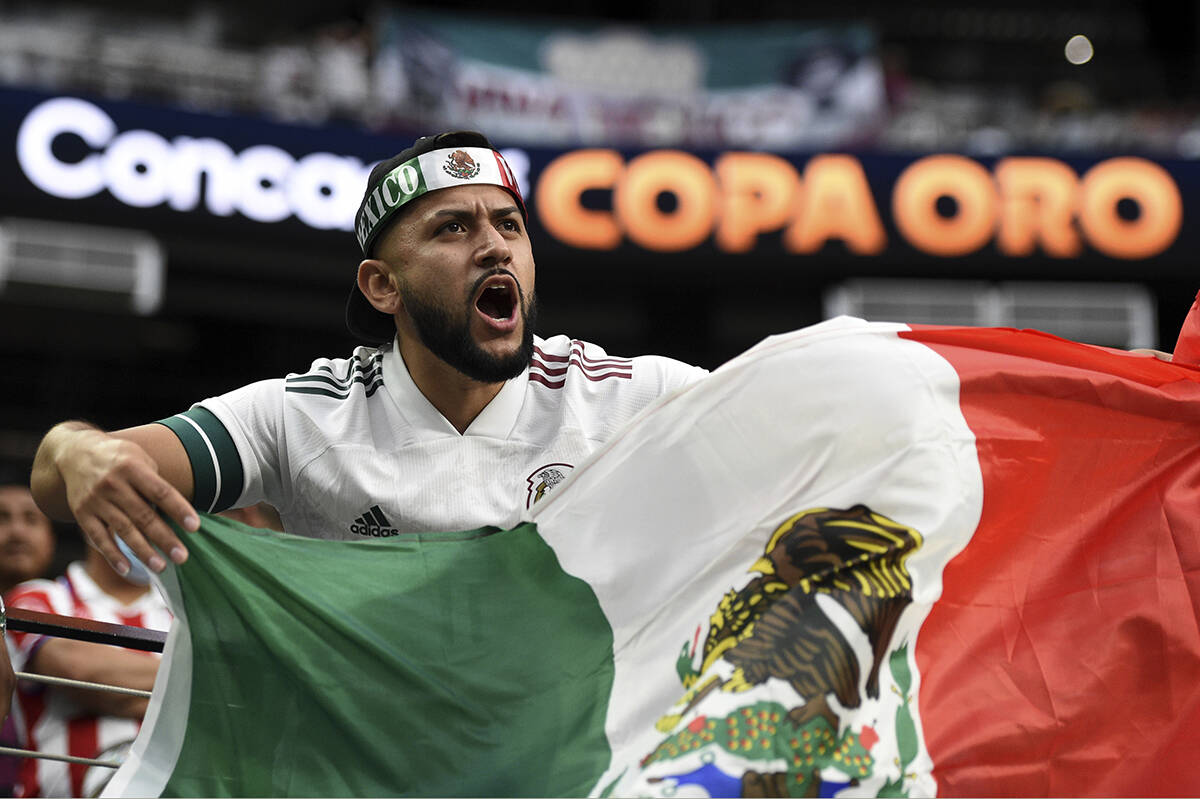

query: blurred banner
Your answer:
[0,88,1194,272]
[372,12,886,149]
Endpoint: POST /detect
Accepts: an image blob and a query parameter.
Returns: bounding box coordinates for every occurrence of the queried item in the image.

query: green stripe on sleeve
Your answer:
[156,407,245,513]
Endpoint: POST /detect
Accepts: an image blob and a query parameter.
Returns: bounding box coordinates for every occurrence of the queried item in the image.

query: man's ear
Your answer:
[356,259,403,315]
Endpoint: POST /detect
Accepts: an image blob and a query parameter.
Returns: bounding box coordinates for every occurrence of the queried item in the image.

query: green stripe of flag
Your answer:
[148,516,614,797]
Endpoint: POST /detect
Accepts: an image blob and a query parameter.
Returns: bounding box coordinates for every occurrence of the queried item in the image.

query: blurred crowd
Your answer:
[0,2,1194,156]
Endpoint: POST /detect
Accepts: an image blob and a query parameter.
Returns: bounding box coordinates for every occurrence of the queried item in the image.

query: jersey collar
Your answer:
[381,337,530,439]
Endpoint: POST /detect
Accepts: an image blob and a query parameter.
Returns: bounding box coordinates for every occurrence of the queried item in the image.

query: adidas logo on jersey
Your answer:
[349,505,399,538]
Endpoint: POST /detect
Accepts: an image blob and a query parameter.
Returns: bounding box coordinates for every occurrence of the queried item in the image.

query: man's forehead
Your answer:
[408,184,520,220]
[0,485,36,506]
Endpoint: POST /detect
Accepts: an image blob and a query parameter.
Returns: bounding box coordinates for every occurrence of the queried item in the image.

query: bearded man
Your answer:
[29,131,707,574]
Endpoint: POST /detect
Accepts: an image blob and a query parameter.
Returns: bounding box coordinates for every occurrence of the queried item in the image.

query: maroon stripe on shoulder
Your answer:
[531,357,633,378]
[531,364,633,383]
[532,345,569,363]
[578,370,632,383]
[570,343,633,367]
[534,343,632,368]
[528,372,565,389]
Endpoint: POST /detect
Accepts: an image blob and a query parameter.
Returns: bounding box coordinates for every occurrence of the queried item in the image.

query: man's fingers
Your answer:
[126,486,191,565]
[138,471,199,534]
[125,469,193,565]
[64,437,194,568]
[77,515,132,577]
[97,504,168,573]
[1129,348,1174,362]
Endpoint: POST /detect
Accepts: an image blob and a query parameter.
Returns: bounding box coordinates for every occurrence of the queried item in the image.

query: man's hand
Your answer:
[1128,348,1174,362]
[32,422,197,575]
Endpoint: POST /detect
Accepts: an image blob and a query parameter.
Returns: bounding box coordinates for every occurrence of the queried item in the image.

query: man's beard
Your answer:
[401,272,537,383]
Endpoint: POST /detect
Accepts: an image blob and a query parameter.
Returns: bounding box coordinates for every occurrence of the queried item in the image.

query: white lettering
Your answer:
[16,97,114,200]
[380,175,402,207]
[236,145,293,223]
[169,137,239,216]
[14,97,533,235]
[397,164,419,195]
[362,192,381,227]
[102,129,172,208]
[288,152,363,231]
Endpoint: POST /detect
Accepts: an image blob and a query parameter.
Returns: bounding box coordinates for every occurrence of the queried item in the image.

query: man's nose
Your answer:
[474,225,512,267]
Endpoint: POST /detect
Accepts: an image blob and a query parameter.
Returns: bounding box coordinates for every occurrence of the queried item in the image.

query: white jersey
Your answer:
[159,335,708,539]
[5,563,172,798]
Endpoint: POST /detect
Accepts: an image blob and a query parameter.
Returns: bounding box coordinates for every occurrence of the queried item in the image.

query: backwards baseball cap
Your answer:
[346,131,527,343]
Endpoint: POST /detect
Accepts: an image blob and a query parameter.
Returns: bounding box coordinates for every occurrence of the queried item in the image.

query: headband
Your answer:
[355,146,525,256]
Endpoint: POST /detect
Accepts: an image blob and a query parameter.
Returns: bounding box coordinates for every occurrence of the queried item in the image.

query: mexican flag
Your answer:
[104,311,1200,797]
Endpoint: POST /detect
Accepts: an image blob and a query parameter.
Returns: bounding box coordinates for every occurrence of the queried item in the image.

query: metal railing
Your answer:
[2,600,166,770]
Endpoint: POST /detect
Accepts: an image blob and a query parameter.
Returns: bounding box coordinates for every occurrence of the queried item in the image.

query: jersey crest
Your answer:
[526,463,574,508]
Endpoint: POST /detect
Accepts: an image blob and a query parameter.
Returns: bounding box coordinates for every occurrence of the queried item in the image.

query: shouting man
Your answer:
[30,131,708,571]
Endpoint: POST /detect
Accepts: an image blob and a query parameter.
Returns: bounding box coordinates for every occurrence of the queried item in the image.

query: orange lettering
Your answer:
[995,158,1081,257]
[534,150,623,250]
[615,151,717,252]
[714,153,800,253]
[785,155,886,254]
[1078,157,1182,260]
[893,155,998,257]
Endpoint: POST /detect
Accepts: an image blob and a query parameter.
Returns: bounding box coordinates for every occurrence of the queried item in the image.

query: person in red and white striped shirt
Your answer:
[5,540,170,798]
[0,621,11,725]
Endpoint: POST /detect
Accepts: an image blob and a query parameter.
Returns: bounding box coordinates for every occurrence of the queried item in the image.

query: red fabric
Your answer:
[901,325,1200,796]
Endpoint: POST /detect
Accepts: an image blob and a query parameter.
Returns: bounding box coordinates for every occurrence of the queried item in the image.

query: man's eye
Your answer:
[441,221,464,234]
[499,219,520,232]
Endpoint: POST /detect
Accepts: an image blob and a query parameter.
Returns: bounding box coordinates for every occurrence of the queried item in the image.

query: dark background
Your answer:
[1,0,1197,471]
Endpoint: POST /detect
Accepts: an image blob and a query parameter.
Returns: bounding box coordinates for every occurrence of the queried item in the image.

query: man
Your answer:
[0,482,56,798]
[0,484,56,595]
[4,533,170,797]
[30,131,707,574]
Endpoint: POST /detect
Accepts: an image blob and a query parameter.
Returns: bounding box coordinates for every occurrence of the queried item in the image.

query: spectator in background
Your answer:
[0,485,56,596]
[1,482,56,798]
[314,19,370,124]
[4,529,170,797]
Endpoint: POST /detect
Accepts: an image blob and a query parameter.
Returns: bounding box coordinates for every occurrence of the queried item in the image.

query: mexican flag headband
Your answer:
[355,146,526,256]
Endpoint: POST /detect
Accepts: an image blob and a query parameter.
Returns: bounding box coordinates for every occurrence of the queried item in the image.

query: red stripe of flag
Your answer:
[901,322,1200,796]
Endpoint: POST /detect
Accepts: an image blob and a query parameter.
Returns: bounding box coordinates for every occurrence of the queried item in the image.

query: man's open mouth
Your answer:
[474,276,518,322]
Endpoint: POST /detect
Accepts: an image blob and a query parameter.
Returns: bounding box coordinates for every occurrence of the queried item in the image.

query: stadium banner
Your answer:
[105,309,1200,797]
[373,11,885,149]
[0,87,1197,270]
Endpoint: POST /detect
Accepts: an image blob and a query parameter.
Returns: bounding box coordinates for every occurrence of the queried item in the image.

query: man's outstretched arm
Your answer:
[31,422,199,575]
